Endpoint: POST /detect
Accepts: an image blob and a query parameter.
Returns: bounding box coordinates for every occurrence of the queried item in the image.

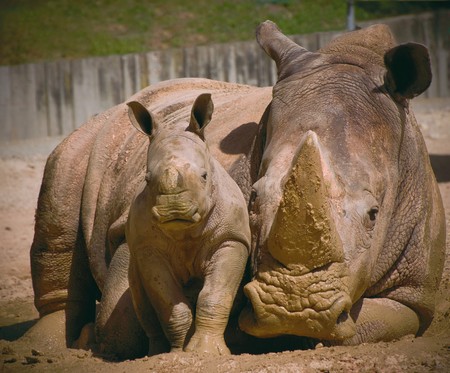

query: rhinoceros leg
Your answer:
[185,241,248,354]
[128,254,175,355]
[337,297,420,345]
[95,243,148,359]
[30,120,102,348]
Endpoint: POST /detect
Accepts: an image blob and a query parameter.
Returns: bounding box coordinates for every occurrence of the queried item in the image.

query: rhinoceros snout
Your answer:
[238,262,356,340]
[152,193,202,225]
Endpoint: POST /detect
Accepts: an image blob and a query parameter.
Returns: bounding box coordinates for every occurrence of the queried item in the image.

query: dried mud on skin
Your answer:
[1,99,449,372]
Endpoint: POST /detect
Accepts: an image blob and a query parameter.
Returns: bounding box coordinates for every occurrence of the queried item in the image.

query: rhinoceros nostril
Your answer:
[336,311,349,325]
[332,306,356,339]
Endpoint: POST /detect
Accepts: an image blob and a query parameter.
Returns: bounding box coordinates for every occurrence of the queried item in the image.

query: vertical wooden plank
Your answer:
[168,48,184,80]
[138,53,150,90]
[235,41,249,84]
[122,54,141,99]
[45,61,62,136]
[195,45,209,79]
[32,62,49,137]
[183,46,198,78]
[97,55,123,110]
[71,58,100,128]
[258,45,276,87]
[208,44,222,81]
[226,43,237,83]
[421,14,438,98]
[6,64,22,140]
[147,51,163,85]
[45,60,76,136]
[0,66,12,141]
[242,41,260,86]
[61,60,76,133]
[9,64,41,140]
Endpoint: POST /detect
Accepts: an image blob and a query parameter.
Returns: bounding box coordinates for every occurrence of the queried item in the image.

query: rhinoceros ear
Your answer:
[127,101,158,137]
[384,43,432,102]
[256,20,313,81]
[188,93,214,140]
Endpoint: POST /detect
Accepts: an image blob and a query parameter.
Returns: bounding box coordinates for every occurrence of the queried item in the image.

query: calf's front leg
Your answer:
[185,241,248,354]
[130,251,193,352]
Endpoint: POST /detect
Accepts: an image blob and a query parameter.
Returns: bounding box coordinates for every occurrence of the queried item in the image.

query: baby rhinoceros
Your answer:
[126,94,250,355]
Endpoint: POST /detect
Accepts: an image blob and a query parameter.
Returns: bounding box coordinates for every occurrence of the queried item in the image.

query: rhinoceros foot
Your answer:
[239,259,356,341]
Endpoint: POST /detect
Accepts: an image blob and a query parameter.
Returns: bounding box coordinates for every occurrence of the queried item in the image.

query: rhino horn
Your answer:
[256,20,314,81]
[158,166,184,194]
[267,131,344,271]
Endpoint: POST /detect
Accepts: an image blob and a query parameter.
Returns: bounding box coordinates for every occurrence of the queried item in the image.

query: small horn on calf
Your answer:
[158,166,183,194]
[267,131,344,271]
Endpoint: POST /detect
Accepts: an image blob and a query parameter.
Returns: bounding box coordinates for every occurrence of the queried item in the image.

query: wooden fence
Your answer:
[1,10,448,142]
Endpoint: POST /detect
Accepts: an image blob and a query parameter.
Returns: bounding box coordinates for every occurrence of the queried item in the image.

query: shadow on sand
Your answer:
[0,319,37,341]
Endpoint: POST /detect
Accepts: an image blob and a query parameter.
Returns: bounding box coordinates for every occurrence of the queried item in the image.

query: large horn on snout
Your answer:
[256,20,314,81]
[267,131,344,271]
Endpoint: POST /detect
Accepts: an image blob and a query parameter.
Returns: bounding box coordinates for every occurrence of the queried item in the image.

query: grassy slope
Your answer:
[0,0,439,66]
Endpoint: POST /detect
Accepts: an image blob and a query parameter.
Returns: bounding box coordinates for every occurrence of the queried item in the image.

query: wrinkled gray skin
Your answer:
[239,21,446,345]
[125,94,250,355]
[28,22,445,357]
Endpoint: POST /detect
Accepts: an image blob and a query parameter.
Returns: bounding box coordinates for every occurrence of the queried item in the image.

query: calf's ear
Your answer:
[188,93,214,140]
[384,43,432,102]
[127,101,157,137]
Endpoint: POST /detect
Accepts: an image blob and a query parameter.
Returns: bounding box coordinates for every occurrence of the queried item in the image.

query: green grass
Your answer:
[0,0,442,66]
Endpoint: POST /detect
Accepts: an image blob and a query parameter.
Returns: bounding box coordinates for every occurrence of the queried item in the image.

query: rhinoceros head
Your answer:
[239,21,432,340]
[127,94,215,232]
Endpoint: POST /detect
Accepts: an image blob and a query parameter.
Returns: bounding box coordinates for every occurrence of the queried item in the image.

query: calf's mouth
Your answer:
[152,192,201,225]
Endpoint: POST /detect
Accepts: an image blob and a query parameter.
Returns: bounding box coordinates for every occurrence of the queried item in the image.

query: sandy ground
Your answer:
[0,98,449,372]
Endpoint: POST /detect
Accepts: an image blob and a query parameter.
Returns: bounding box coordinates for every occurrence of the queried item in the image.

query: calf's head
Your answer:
[127,94,215,231]
[240,21,432,340]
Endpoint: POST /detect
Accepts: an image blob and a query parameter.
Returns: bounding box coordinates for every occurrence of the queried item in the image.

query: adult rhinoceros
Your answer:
[27,21,444,355]
[239,21,445,345]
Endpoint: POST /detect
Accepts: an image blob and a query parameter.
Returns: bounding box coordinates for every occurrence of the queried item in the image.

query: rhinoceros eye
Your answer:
[365,206,379,229]
[369,207,378,220]
[201,170,208,180]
